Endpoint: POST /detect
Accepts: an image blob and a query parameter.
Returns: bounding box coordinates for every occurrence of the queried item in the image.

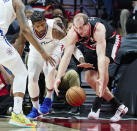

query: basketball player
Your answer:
[0,0,55,127]
[26,11,66,119]
[26,11,88,119]
[54,13,128,122]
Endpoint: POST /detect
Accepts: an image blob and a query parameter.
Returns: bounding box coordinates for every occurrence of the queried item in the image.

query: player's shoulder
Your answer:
[67,26,78,40]
[95,22,106,33]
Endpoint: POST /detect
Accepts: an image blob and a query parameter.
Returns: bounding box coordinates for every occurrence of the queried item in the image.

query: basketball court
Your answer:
[1,112,137,131]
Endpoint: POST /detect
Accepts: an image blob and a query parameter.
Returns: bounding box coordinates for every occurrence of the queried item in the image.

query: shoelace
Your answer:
[18,114,31,123]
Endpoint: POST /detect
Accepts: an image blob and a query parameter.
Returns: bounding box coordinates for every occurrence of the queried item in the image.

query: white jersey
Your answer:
[0,0,16,35]
[29,19,63,56]
[28,19,64,81]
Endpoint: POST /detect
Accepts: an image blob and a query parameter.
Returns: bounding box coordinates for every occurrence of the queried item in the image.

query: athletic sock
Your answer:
[46,89,53,98]
[109,97,121,109]
[13,97,23,115]
[32,100,40,110]
[92,97,103,112]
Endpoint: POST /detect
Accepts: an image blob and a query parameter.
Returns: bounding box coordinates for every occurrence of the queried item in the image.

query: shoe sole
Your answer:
[88,109,100,120]
[88,113,99,120]
[27,115,43,121]
[110,106,128,122]
[9,120,36,128]
[88,116,99,120]
[38,110,49,116]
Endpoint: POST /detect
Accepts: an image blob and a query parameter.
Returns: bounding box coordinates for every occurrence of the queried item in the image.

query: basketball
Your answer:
[65,86,86,106]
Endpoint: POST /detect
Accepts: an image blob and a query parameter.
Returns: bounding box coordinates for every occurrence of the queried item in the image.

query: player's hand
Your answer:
[96,79,104,97]
[42,53,56,67]
[54,79,61,96]
[77,63,95,69]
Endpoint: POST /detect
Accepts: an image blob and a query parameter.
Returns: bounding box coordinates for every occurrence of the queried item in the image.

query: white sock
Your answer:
[45,92,54,101]
[46,90,53,99]
[13,97,23,115]
[32,100,40,110]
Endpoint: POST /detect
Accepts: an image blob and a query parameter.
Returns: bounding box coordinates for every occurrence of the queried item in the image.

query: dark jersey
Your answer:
[74,17,120,70]
[74,17,116,51]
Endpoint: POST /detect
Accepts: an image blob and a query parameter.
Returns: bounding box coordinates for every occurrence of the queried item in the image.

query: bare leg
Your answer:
[85,70,114,101]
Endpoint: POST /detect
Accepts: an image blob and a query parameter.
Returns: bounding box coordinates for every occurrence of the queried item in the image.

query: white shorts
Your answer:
[0,36,19,64]
[28,43,63,77]
[0,35,28,94]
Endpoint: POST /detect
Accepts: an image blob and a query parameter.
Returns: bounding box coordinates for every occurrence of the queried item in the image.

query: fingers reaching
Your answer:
[77,63,95,69]
[48,56,56,67]
[54,79,61,96]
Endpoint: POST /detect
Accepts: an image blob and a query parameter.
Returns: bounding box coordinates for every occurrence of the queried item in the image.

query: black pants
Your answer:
[0,95,13,115]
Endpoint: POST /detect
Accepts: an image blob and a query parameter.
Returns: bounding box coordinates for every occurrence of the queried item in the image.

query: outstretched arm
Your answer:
[94,23,109,97]
[13,31,26,56]
[54,28,77,96]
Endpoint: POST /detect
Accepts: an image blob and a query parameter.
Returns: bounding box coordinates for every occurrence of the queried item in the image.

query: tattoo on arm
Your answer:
[52,28,66,40]
[52,24,66,40]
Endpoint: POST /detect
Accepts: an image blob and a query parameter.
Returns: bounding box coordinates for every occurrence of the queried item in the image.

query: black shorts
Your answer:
[81,34,121,71]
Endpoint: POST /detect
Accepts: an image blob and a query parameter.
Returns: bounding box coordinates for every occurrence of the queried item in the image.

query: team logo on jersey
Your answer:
[40,40,53,45]
[90,43,96,50]
[90,37,94,42]
[7,48,13,55]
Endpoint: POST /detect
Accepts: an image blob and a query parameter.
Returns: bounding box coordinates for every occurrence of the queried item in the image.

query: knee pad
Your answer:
[43,64,56,77]
[28,71,39,82]
[28,71,40,96]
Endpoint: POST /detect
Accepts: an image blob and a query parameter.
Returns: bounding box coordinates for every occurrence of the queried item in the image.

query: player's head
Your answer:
[31,11,46,35]
[73,13,89,37]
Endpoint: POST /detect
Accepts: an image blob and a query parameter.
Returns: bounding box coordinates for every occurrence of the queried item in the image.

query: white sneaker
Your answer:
[110,104,128,122]
[88,108,100,120]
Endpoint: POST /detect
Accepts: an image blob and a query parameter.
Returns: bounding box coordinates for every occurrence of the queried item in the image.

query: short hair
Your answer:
[73,13,89,25]
[53,8,63,17]
[126,18,137,34]
[30,11,45,24]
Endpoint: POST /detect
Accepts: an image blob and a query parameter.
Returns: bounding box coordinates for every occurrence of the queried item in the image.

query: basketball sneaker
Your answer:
[9,112,37,128]
[110,104,128,122]
[88,108,101,120]
[88,97,102,120]
[39,97,52,115]
[27,107,40,120]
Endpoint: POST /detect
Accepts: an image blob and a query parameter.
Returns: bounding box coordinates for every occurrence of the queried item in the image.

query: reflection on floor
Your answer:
[0,118,78,131]
[41,117,137,131]
[1,115,137,131]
